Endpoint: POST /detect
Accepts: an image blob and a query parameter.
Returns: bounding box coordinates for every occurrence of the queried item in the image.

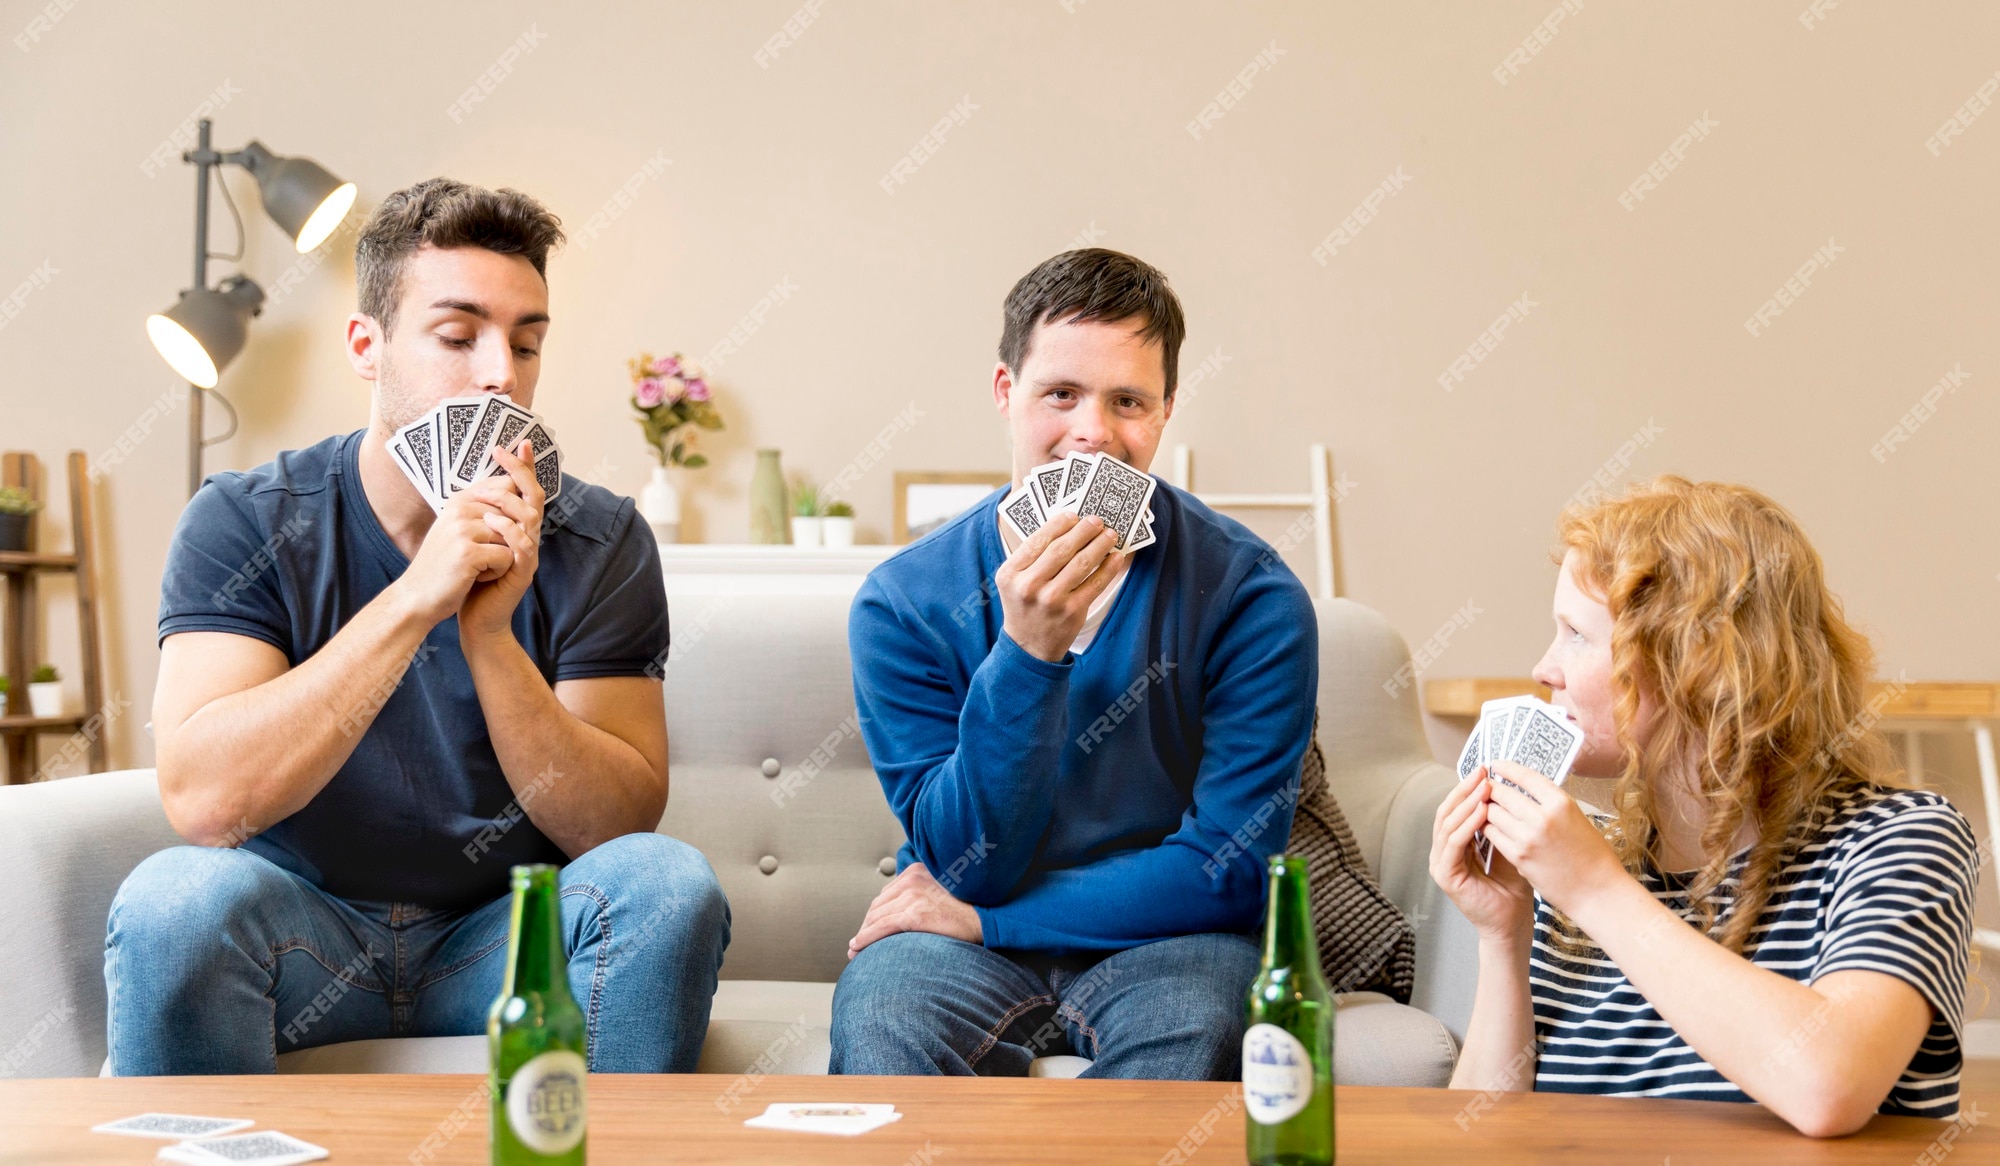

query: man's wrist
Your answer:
[379,577,443,635]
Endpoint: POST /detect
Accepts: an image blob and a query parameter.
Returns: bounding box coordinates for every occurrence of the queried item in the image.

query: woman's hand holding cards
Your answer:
[995,511,1120,662]
[1480,760,1628,925]
[1429,768,1535,943]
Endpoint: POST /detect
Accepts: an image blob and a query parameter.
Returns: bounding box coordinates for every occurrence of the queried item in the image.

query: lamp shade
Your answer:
[145,275,266,388]
[239,141,357,252]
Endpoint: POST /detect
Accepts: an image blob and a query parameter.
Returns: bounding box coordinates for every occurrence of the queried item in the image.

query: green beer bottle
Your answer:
[489,864,587,1165]
[1243,853,1334,1165]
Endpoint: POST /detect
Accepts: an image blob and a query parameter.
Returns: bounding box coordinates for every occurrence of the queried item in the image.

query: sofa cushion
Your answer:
[1289,718,1417,1003]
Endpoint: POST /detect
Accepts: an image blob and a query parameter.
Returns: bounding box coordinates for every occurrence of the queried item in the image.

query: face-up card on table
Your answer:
[743,1102,903,1137]
[159,1129,329,1164]
[91,1113,254,1139]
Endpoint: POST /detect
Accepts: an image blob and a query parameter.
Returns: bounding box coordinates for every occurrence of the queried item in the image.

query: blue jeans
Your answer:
[828,931,1259,1079]
[104,832,729,1075]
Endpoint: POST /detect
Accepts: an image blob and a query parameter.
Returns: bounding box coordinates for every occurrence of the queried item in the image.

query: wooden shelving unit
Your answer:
[1,451,105,783]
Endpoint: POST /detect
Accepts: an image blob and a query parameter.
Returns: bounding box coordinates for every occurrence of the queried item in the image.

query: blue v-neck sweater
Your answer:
[848,482,1318,953]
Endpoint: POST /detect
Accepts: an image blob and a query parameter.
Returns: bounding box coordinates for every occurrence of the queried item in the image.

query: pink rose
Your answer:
[651,355,681,377]
[660,376,688,403]
[685,378,710,402]
[635,377,666,407]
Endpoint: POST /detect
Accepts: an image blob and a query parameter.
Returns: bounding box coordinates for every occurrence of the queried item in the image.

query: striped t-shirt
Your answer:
[1530,784,1977,1117]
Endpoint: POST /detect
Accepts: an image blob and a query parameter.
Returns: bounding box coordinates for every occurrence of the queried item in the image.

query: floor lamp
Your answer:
[145,118,356,498]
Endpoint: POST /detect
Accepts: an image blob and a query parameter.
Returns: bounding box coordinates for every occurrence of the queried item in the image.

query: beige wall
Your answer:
[6,0,1999,805]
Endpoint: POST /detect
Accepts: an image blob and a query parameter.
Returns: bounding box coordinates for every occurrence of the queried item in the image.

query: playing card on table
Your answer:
[160,1129,329,1165]
[744,1102,903,1137]
[1072,452,1156,551]
[91,1113,254,1139]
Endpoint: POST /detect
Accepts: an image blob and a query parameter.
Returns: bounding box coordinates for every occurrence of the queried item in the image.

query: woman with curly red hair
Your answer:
[1431,476,1977,1137]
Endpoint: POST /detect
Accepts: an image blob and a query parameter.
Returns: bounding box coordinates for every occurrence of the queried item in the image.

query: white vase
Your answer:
[822,516,856,547]
[27,681,61,719]
[640,465,682,544]
[791,516,824,547]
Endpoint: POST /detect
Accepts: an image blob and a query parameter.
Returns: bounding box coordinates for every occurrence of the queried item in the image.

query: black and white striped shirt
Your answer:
[1530,785,1977,1117]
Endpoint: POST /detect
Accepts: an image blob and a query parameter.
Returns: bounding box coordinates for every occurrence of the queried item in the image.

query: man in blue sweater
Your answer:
[829,249,1318,1079]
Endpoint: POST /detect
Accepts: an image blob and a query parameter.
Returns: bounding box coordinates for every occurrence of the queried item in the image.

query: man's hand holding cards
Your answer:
[999,450,1156,552]
[1453,695,1586,874]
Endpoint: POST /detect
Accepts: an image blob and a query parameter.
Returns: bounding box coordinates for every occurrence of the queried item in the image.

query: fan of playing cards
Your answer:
[1454,695,1586,873]
[1000,450,1156,552]
[388,395,563,514]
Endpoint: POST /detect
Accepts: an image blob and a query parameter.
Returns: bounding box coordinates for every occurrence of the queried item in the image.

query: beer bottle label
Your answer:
[506,1049,588,1154]
[1242,1023,1312,1125]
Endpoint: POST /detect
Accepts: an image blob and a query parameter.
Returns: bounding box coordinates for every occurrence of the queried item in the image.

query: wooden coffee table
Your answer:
[4,1072,1994,1164]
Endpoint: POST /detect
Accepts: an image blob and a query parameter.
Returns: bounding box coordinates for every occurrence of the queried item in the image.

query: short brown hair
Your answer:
[998,249,1187,400]
[355,178,565,336]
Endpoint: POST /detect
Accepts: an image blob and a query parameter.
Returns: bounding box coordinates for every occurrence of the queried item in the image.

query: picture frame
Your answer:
[893,471,1010,544]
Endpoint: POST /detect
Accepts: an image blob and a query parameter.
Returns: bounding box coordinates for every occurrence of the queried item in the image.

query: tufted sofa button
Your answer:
[878,857,897,876]
[758,855,779,875]
[759,757,781,778]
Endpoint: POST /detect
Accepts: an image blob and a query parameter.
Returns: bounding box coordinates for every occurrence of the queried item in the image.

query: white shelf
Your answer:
[659,543,898,596]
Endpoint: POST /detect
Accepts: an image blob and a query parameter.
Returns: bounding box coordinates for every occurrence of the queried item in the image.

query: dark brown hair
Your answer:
[355,178,565,336]
[998,249,1187,400]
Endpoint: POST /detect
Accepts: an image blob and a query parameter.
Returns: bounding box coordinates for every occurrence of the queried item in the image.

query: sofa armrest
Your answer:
[0,770,180,1078]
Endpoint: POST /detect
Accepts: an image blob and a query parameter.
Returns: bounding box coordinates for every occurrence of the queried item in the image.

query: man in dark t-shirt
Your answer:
[105,179,729,1075]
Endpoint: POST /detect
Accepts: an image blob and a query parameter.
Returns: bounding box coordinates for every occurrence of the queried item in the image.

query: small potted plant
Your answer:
[790,476,824,547]
[822,499,856,547]
[0,675,10,713]
[27,664,61,719]
[0,486,40,552]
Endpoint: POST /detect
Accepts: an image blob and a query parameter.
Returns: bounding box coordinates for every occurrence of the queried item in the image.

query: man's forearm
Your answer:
[461,628,663,857]
[159,581,436,844]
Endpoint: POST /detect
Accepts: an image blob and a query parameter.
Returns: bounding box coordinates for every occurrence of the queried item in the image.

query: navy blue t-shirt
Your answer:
[158,429,670,911]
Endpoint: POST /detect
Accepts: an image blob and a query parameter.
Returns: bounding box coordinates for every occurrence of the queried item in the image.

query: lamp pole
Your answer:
[185,118,213,499]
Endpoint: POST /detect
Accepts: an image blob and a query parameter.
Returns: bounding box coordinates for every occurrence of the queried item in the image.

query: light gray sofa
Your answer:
[0,593,1474,1084]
